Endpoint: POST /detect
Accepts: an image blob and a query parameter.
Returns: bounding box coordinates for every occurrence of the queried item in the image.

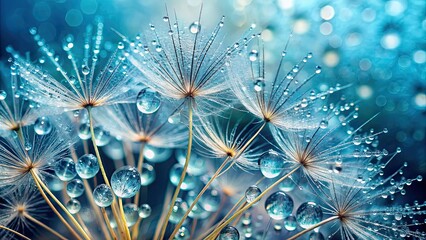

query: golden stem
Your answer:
[189,218,198,240]
[206,166,301,239]
[159,103,193,240]
[30,170,91,240]
[169,157,231,239]
[29,170,82,240]
[102,207,118,240]
[118,198,131,240]
[131,218,143,240]
[25,214,67,240]
[287,216,339,240]
[153,184,174,240]
[133,142,146,206]
[0,225,31,240]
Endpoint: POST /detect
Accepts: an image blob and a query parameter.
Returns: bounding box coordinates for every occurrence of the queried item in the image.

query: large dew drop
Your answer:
[219,226,239,240]
[124,204,139,227]
[34,117,52,135]
[259,150,286,178]
[296,202,323,229]
[264,191,294,220]
[169,164,197,190]
[66,179,85,198]
[93,184,114,207]
[245,185,262,204]
[54,157,77,181]
[111,166,142,198]
[136,88,161,114]
[76,154,99,179]
[189,22,201,34]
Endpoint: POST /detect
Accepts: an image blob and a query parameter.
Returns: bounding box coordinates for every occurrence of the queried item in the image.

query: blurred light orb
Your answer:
[381,32,401,49]
[293,19,310,35]
[357,85,373,99]
[414,93,426,108]
[320,22,333,35]
[65,9,83,27]
[413,50,426,64]
[385,0,406,16]
[278,0,294,10]
[323,50,339,67]
[320,5,335,20]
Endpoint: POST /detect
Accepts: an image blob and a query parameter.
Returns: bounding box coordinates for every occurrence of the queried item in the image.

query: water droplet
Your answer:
[169,198,188,224]
[24,142,32,151]
[169,164,196,190]
[163,16,169,22]
[189,22,201,34]
[319,120,328,129]
[284,215,297,231]
[93,184,114,207]
[249,50,258,61]
[123,203,139,227]
[245,185,262,204]
[136,88,162,114]
[111,165,142,198]
[175,226,190,240]
[296,202,323,229]
[78,123,91,140]
[34,117,52,135]
[259,150,286,178]
[138,204,151,218]
[0,90,6,100]
[265,191,294,220]
[66,179,85,198]
[55,157,77,181]
[140,163,156,186]
[82,65,90,75]
[66,199,81,214]
[279,177,296,192]
[219,226,239,240]
[353,135,362,145]
[94,126,111,146]
[76,154,99,179]
[253,78,265,92]
[315,66,322,74]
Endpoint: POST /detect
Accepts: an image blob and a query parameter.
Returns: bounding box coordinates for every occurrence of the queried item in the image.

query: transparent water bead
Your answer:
[34,116,52,135]
[124,203,139,227]
[136,88,161,114]
[111,166,141,198]
[296,202,323,229]
[94,127,111,146]
[249,50,258,61]
[144,145,173,163]
[169,164,197,190]
[140,163,156,186]
[93,184,113,207]
[245,185,262,204]
[76,154,99,179]
[189,22,201,34]
[78,123,91,140]
[199,188,221,212]
[176,149,206,176]
[66,199,81,214]
[54,157,77,181]
[279,177,296,192]
[169,198,188,224]
[254,78,265,92]
[138,204,151,218]
[175,226,190,240]
[264,191,294,220]
[0,90,7,100]
[259,150,286,178]
[66,179,85,198]
[284,215,297,231]
[219,226,240,240]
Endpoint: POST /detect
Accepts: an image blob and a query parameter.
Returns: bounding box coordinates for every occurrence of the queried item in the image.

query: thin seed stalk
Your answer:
[0,225,31,240]
[158,102,193,240]
[206,166,301,239]
[118,198,132,240]
[30,169,91,240]
[102,207,118,240]
[25,213,67,240]
[287,216,339,240]
[133,142,146,206]
[169,157,231,239]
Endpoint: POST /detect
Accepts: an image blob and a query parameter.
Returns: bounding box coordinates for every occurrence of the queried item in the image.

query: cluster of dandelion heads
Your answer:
[229,39,343,131]
[93,102,187,148]
[0,185,48,237]
[124,12,258,116]
[0,123,74,194]
[7,19,139,112]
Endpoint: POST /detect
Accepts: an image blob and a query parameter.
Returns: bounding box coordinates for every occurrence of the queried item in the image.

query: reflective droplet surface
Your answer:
[249,50,258,61]
[34,117,52,135]
[78,123,91,140]
[176,149,206,176]
[138,204,151,218]
[284,215,297,231]
[66,199,81,214]
[219,226,239,240]
[259,150,286,178]
[169,198,188,224]
[245,185,261,204]
[54,157,77,181]
[123,203,139,227]
[199,188,221,212]
[144,145,173,163]
[0,90,7,100]
[136,88,161,114]
[111,166,141,198]
[66,179,85,198]
[265,191,294,220]
[169,164,196,190]
[253,78,265,92]
[175,226,190,240]
[189,22,201,34]
[140,163,156,186]
[94,127,111,146]
[93,184,114,207]
[279,177,296,192]
[296,202,323,229]
[76,154,99,179]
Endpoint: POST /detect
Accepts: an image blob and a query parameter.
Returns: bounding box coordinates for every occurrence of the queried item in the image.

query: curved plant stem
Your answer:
[119,198,131,240]
[159,102,193,240]
[0,225,31,240]
[287,216,339,240]
[102,207,118,240]
[169,157,231,239]
[131,218,143,240]
[206,166,301,239]
[133,142,146,206]
[189,218,198,240]
[25,214,67,240]
[154,184,174,240]
[30,169,91,240]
